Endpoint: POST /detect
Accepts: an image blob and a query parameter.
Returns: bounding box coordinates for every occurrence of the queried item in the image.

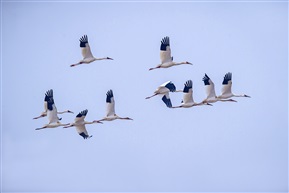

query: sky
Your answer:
[1,1,288,192]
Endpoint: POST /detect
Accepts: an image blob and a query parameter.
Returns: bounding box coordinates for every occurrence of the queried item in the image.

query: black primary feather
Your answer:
[162,95,172,108]
[106,90,114,103]
[79,35,88,47]
[76,109,88,118]
[160,36,170,51]
[202,74,211,86]
[165,82,176,92]
[44,89,53,102]
[222,72,232,85]
[79,132,90,139]
[45,89,54,111]
[46,98,54,111]
[183,80,192,93]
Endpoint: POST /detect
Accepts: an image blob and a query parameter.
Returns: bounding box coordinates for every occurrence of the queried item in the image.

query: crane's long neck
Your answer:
[233,94,250,98]
[95,57,112,61]
[218,98,237,102]
[175,61,191,66]
[60,123,70,126]
[84,121,95,125]
[57,111,68,114]
[118,116,132,120]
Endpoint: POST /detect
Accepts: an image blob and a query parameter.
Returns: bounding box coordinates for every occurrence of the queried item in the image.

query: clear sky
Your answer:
[1,1,288,192]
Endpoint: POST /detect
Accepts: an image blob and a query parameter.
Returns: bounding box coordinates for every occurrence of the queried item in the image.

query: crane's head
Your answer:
[106,57,113,60]
[185,61,192,65]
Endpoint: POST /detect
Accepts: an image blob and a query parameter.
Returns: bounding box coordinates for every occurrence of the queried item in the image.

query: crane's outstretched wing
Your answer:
[106,90,115,117]
[161,81,176,92]
[162,93,172,108]
[160,36,172,64]
[203,74,216,99]
[75,124,91,139]
[221,72,233,96]
[79,35,94,59]
[182,80,194,104]
[45,89,59,124]
[44,89,53,113]
[74,109,91,139]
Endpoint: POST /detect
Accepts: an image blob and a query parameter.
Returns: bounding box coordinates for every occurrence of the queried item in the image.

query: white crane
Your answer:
[217,72,251,99]
[33,89,73,120]
[95,90,133,122]
[202,73,237,104]
[172,80,212,108]
[63,109,103,139]
[70,35,113,67]
[36,91,70,130]
[149,36,192,70]
[145,81,177,108]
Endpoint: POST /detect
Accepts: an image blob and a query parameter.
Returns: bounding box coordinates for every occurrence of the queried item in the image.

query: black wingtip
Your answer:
[183,80,193,93]
[160,36,170,51]
[79,35,88,47]
[106,90,114,103]
[162,95,172,108]
[203,74,210,85]
[222,72,232,84]
[165,82,176,92]
[76,109,88,118]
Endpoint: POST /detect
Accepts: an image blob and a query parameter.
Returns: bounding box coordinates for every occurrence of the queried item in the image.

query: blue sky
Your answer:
[1,1,288,192]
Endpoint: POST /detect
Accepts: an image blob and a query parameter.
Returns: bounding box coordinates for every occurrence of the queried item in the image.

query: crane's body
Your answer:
[35,90,70,130]
[71,35,113,67]
[95,90,133,122]
[149,36,192,70]
[172,80,212,108]
[34,89,73,120]
[64,109,102,139]
[202,74,237,104]
[217,72,251,99]
[146,81,177,108]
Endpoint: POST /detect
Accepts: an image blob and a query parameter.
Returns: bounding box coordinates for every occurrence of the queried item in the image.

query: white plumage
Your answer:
[33,89,73,120]
[35,90,70,130]
[172,80,212,108]
[63,109,102,139]
[202,73,237,104]
[70,35,113,67]
[95,90,133,122]
[146,81,177,108]
[217,72,251,99]
[149,36,192,70]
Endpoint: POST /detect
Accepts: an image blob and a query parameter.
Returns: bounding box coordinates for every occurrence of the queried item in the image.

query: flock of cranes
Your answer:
[35,89,133,139]
[34,35,250,139]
